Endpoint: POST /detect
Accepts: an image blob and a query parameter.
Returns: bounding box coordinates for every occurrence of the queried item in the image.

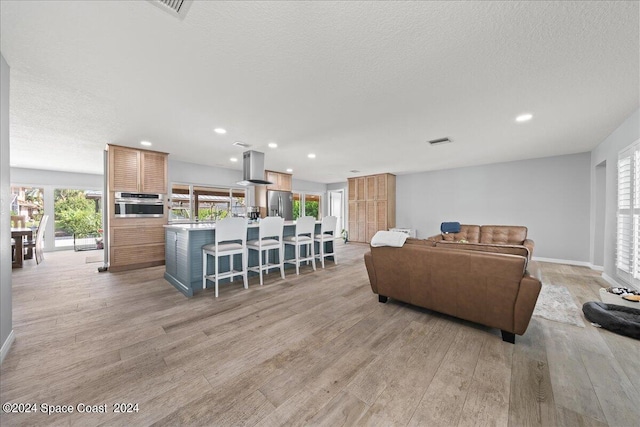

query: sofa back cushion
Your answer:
[435,241,530,259]
[441,224,480,242]
[480,225,527,245]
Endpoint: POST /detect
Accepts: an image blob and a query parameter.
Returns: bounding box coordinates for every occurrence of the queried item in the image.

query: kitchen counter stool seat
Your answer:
[247,216,285,286]
[314,215,338,268]
[202,217,248,297]
[283,216,316,275]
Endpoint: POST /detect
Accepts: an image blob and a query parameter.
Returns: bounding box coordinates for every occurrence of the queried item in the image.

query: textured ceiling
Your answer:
[1,1,638,183]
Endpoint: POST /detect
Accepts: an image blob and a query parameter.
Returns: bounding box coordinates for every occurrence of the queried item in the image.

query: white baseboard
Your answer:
[532,257,591,267]
[589,264,604,272]
[600,272,640,291]
[0,330,15,365]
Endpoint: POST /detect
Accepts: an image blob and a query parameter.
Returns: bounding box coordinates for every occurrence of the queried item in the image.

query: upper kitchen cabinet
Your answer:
[108,145,168,194]
[265,170,292,192]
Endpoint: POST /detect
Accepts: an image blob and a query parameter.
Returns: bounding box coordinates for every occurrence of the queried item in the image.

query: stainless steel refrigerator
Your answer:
[267,190,293,220]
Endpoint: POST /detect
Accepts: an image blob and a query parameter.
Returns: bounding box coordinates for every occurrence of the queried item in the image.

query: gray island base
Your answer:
[164,221,332,297]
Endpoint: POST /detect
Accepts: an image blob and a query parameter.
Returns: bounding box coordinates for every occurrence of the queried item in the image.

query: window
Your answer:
[292,192,323,220]
[617,140,640,286]
[54,189,103,248]
[169,184,246,222]
[10,186,44,228]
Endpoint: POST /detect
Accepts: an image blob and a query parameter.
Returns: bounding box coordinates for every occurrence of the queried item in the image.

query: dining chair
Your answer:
[246,216,285,286]
[202,217,248,297]
[314,215,338,268]
[24,215,49,265]
[283,216,317,275]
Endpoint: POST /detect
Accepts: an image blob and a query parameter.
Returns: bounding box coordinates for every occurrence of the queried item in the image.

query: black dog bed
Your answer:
[582,302,640,339]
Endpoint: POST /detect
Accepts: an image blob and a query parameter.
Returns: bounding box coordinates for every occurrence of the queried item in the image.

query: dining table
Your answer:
[11,227,33,268]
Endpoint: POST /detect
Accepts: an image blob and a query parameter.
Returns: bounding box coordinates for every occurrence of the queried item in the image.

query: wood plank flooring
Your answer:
[1,243,639,426]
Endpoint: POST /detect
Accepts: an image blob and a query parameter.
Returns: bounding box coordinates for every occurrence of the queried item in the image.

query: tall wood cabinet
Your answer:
[348,173,395,243]
[106,144,168,272]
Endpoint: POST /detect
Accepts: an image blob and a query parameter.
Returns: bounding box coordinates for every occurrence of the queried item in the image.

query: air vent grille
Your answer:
[428,137,452,145]
[149,0,192,19]
[160,0,185,12]
[233,141,252,148]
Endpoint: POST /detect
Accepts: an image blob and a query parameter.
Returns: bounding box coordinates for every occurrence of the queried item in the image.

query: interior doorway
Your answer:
[329,190,344,233]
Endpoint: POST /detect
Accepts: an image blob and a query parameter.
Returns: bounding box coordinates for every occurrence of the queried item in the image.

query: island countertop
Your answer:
[164,220,329,297]
[164,220,316,231]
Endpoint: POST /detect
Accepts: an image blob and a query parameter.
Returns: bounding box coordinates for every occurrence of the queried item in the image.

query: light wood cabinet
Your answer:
[266,170,292,191]
[347,173,395,243]
[256,170,293,218]
[109,145,168,194]
[106,144,168,272]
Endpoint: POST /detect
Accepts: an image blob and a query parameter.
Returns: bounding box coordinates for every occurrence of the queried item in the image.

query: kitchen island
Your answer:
[164,221,330,297]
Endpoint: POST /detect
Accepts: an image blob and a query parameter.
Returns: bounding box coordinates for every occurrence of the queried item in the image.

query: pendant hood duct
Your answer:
[238,150,272,186]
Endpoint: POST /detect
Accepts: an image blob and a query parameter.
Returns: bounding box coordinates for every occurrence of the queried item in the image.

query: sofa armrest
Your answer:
[364,251,378,293]
[513,273,542,335]
[523,239,535,260]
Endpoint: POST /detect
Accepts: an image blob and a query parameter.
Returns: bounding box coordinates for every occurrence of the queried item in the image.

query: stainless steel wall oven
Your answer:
[114,192,164,218]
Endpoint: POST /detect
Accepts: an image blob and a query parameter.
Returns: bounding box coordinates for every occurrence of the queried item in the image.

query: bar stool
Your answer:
[202,217,248,297]
[283,216,316,275]
[246,216,285,286]
[314,216,338,268]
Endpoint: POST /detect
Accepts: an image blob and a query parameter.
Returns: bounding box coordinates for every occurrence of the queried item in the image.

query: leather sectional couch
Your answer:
[364,226,541,343]
[428,224,535,260]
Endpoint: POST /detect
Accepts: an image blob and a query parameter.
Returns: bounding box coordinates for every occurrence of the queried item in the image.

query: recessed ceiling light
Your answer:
[230,157,238,162]
[214,128,227,134]
[268,142,278,148]
[308,153,316,159]
[140,141,152,146]
[286,168,293,173]
[516,113,533,122]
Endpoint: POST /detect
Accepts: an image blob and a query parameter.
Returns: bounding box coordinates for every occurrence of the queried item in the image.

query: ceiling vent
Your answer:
[428,137,452,145]
[149,0,193,20]
[233,141,252,149]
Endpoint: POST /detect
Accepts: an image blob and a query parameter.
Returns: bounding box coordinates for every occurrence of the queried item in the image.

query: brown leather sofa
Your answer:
[364,240,542,343]
[427,225,535,260]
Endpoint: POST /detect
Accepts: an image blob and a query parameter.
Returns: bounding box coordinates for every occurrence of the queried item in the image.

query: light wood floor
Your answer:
[1,243,639,426]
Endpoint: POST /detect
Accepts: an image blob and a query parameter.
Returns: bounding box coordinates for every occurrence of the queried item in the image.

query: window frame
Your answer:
[169,183,247,223]
[616,139,640,286]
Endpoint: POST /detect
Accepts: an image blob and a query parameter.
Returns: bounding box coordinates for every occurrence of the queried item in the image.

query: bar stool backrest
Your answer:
[259,216,284,240]
[321,216,337,235]
[295,216,316,238]
[215,217,247,244]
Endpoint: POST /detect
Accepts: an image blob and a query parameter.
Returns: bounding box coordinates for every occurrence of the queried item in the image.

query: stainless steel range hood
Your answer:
[237,150,272,186]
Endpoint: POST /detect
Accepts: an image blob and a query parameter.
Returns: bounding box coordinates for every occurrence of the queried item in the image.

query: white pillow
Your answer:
[370,231,408,248]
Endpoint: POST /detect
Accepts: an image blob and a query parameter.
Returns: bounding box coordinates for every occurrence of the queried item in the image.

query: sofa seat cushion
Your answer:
[435,241,530,259]
[441,224,480,243]
[480,225,527,245]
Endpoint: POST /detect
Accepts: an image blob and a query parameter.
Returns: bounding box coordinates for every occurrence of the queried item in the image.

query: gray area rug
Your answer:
[533,283,586,327]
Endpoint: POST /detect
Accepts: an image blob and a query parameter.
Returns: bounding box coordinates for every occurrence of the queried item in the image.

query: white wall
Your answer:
[1,53,14,363]
[396,152,591,262]
[590,108,640,285]
[168,159,243,189]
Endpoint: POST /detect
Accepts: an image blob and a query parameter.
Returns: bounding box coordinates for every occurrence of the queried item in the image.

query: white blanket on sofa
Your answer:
[370,231,409,247]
